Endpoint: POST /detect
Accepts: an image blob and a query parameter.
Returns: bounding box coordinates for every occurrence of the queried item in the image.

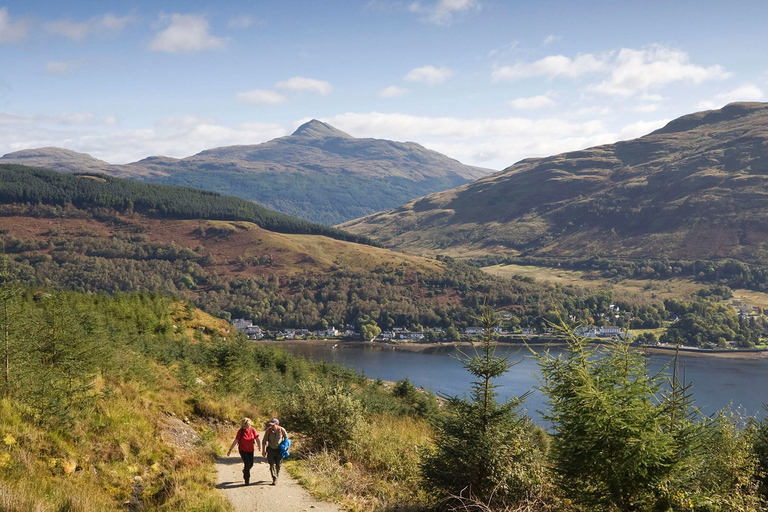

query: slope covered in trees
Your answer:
[0,165,376,245]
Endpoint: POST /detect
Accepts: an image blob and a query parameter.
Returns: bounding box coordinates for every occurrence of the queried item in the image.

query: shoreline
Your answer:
[265,338,768,359]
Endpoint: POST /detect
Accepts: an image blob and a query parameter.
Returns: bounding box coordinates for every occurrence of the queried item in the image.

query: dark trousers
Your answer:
[239,450,254,482]
[266,447,281,480]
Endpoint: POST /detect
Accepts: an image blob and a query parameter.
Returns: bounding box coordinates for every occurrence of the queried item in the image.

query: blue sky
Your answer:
[2,0,768,170]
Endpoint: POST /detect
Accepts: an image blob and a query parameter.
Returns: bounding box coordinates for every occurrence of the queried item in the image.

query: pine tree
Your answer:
[422,306,545,509]
[535,319,677,511]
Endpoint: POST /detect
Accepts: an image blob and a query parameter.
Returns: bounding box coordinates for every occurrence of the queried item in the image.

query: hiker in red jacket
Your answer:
[227,417,261,485]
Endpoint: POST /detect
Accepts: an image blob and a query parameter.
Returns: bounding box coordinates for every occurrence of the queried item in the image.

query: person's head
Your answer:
[240,417,252,430]
[269,418,279,428]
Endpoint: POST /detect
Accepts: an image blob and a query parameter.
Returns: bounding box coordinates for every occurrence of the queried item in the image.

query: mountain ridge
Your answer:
[340,102,768,264]
[1,120,491,225]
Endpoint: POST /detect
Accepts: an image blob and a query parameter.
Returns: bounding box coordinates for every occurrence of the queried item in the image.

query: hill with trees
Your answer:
[1,120,490,225]
[0,164,375,245]
[0,164,762,348]
[341,102,768,265]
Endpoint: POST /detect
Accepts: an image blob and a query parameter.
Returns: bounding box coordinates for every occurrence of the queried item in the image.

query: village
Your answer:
[231,317,626,342]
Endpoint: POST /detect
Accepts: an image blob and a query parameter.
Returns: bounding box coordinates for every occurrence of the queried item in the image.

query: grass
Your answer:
[289,414,432,512]
[482,263,768,308]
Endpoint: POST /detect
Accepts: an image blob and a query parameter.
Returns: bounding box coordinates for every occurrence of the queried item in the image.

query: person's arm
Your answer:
[226,436,238,456]
[256,435,261,452]
[262,430,268,456]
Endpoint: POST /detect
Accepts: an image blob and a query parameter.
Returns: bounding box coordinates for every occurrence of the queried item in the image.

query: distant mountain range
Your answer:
[1,120,490,225]
[341,102,768,265]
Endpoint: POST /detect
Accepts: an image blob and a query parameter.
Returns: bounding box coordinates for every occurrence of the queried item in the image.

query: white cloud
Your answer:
[275,76,333,95]
[227,15,256,29]
[493,53,609,82]
[378,85,409,98]
[640,93,665,102]
[53,112,97,125]
[46,60,86,76]
[508,95,555,109]
[618,119,669,140]
[149,14,226,53]
[236,89,288,105]
[409,0,480,25]
[317,111,616,169]
[697,83,765,110]
[543,34,560,46]
[494,45,730,99]
[404,65,453,85]
[0,114,287,164]
[0,8,27,43]
[632,104,659,113]
[45,13,136,41]
[591,45,730,96]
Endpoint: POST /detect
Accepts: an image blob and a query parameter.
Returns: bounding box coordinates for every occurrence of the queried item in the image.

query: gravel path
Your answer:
[216,453,342,512]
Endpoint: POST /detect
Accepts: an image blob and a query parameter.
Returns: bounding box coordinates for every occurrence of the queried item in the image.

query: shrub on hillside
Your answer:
[282,381,364,452]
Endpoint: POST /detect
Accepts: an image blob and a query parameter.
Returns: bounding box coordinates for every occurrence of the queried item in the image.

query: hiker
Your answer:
[262,418,288,485]
[227,417,260,485]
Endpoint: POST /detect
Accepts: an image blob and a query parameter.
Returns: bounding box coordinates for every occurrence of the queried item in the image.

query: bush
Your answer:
[282,381,364,452]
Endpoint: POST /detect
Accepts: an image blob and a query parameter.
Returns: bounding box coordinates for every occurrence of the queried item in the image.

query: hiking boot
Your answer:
[271,477,276,485]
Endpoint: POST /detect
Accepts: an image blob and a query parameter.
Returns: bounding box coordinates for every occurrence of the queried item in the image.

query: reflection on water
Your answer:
[279,342,768,425]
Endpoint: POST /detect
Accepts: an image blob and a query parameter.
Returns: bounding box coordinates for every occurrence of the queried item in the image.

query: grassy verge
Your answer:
[289,414,432,511]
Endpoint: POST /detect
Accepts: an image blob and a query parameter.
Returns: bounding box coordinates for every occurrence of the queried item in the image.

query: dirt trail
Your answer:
[216,453,342,512]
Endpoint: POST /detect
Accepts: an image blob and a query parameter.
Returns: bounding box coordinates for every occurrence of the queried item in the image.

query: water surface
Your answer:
[280,342,768,424]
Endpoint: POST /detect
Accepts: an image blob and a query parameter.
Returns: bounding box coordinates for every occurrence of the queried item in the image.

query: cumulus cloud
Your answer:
[45,13,136,41]
[632,104,659,113]
[409,0,480,25]
[404,65,453,85]
[46,60,86,76]
[378,85,409,98]
[508,95,555,109]
[494,45,729,98]
[0,7,27,43]
[227,15,256,29]
[149,14,226,53]
[618,119,669,140]
[275,76,333,95]
[317,111,619,169]
[493,53,609,82]
[0,114,287,164]
[697,83,765,110]
[236,89,288,105]
[591,45,730,96]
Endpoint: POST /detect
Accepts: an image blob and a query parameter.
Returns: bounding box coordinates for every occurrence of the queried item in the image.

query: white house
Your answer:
[233,318,253,331]
[465,326,484,335]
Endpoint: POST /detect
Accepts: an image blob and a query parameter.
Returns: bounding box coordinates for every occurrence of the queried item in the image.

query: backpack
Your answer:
[278,435,291,459]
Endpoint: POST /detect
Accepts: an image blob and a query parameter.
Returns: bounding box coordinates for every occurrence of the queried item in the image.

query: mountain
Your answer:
[0,120,490,225]
[341,102,768,265]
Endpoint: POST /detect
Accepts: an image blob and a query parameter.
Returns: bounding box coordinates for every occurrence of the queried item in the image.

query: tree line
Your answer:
[0,164,378,245]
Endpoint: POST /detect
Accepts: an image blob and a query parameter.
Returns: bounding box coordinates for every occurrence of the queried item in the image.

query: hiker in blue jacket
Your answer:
[262,418,288,485]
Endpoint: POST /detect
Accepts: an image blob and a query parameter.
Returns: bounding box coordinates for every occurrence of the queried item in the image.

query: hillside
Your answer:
[1,120,490,224]
[341,102,768,264]
[0,164,672,337]
[0,164,375,245]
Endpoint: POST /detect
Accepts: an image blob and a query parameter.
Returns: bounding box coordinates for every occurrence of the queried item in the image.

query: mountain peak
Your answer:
[291,120,353,139]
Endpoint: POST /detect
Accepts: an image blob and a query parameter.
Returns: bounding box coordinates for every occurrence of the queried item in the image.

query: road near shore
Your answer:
[216,452,342,512]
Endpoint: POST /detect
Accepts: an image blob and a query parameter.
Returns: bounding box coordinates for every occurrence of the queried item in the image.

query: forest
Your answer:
[0,165,377,246]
